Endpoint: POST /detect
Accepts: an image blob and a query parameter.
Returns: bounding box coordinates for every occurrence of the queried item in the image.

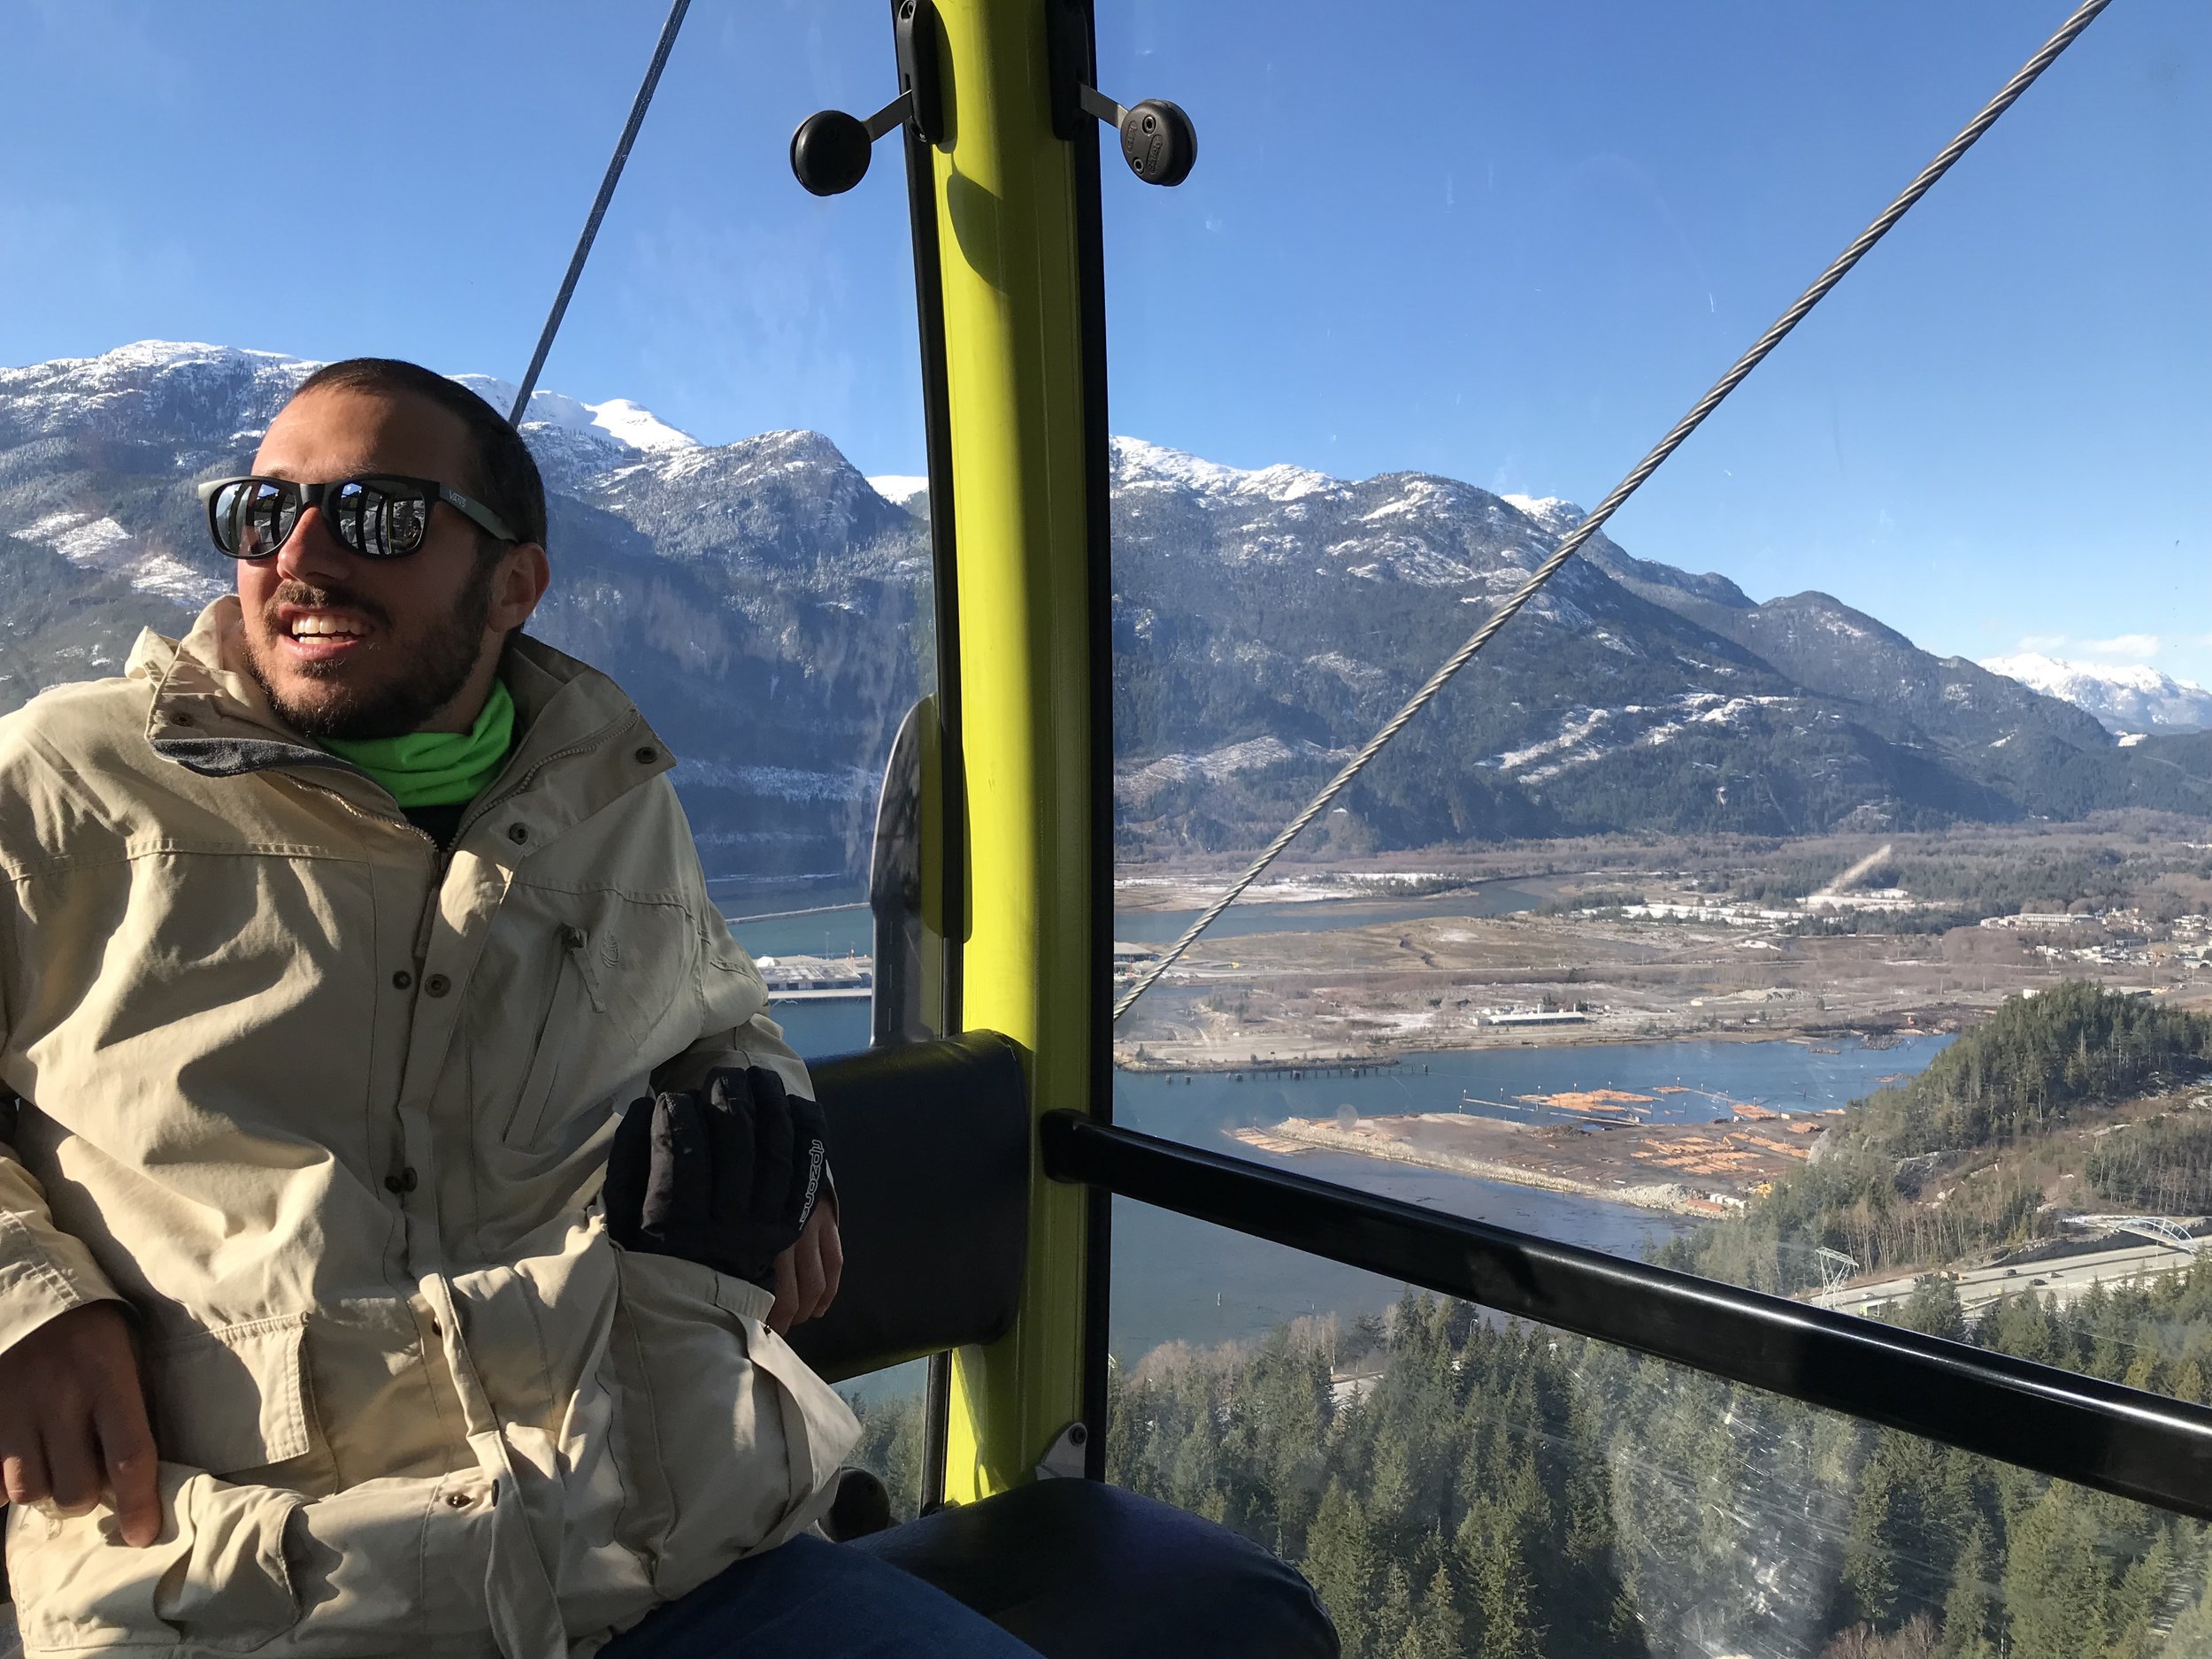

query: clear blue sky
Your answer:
[3,2,2203,680]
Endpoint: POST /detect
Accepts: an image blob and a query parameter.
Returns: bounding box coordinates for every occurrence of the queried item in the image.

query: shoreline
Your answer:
[1233,1118,1733,1217]
[1114,1019,1927,1072]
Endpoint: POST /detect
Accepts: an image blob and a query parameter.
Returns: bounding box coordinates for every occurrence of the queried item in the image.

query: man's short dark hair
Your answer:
[291,358,549,551]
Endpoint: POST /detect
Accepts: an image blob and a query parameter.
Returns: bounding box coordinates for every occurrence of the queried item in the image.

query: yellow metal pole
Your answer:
[927,0,1098,1499]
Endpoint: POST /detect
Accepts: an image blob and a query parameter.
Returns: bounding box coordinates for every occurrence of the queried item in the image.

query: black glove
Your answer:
[603,1065,830,1289]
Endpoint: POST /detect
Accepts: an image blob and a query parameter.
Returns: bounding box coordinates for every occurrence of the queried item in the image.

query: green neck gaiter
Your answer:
[323,679,517,809]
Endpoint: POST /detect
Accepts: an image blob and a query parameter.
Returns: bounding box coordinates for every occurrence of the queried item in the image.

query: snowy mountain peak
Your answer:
[0,344,703,462]
[19,340,298,381]
[448,377,698,455]
[1502,494,1586,534]
[1110,436,1340,503]
[868,475,929,507]
[1980,653,2212,735]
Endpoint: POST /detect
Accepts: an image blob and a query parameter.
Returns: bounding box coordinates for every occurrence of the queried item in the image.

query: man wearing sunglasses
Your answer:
[0,362,1037,1658]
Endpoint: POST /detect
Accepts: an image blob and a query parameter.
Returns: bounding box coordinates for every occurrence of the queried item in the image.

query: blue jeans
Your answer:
[597,1535,1045,1658]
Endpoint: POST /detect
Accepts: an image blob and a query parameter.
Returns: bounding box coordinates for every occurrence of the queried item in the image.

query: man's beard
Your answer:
[242,570,496,741]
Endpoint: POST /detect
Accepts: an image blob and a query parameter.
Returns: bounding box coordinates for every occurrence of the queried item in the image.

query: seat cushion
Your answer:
[853,1479,1338,1659]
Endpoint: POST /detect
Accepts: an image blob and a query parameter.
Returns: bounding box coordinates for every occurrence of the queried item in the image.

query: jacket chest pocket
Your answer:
[503,926,597,1148]
[493,895,697,1153]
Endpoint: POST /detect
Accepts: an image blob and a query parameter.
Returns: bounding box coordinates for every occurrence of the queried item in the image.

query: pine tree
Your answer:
[1839,1435,1903,1628]
[2108,1527,2177,1659]
[2002,1484,2111,1659]
[1304,1479,1382,1659]
[2175,1356,2208,1407]
[1938,1520,1997,1659]
[1374,1562,1417,1658]
[1394,1562,1468,1659]
[1459,1505,1541,1659]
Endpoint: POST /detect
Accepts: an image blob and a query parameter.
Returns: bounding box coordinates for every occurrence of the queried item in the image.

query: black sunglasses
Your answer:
[196,474,519,562]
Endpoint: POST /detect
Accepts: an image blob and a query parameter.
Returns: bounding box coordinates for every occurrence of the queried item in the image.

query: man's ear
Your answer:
[488,542,550,634]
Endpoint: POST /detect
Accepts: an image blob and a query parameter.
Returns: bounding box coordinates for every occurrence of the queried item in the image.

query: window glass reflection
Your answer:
[1100,0,2212,1480]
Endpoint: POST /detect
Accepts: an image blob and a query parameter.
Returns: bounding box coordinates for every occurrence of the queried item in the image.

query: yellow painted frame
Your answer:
[926,0,1101,1499]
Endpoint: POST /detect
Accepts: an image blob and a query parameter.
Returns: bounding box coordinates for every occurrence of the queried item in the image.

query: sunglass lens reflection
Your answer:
[226,481,294,558]
[335,482,430,559]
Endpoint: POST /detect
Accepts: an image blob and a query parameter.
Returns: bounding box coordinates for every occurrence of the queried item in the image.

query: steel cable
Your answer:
[508,0,694,426]
[1113,0,2114,1023]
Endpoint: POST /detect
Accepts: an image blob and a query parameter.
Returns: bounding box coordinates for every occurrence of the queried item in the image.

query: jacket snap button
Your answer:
[508,823,529,843]
[445,1493,472,1509]
[384,1167,419,1194]
[171,711,194,726]
[634,746,658,764]
[392,970,413,990]
[425,973,450,997]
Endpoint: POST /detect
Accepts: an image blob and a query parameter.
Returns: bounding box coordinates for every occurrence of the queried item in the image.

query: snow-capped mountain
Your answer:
[1980,653,2212,735]
[3,341,2208,868]
[1098,441,2185,845]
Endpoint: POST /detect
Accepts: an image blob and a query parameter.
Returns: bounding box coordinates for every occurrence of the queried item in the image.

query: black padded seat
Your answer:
[853,1479,1339,1659]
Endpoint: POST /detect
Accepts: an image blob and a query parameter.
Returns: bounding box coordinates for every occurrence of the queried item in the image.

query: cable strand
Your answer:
[508,0,694,426]
[1112,0,2113,1023]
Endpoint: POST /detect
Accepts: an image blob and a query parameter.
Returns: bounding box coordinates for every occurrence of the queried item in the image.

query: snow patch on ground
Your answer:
[19,511,226,607]
[26,511,133,565]
[1116,735,1349,805]
[1481,693,1793,784]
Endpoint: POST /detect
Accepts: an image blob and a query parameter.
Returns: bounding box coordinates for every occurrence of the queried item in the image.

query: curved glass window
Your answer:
[1101,2,2212,1649]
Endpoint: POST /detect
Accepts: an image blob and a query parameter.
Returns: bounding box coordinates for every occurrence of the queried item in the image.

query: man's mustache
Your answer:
[262,582,393,631]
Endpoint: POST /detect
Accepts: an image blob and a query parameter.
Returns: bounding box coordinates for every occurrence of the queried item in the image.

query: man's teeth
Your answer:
[291,617,365,638]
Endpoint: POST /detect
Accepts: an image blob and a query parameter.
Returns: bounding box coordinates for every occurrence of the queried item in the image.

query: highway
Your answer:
[1821,1238,2201,1320]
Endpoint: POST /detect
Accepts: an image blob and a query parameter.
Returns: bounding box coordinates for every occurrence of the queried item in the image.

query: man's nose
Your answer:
[273,503,354,586]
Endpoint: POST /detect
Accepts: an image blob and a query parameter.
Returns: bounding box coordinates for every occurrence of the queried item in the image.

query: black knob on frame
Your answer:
[791,109,877,197]
[1118,99,1197,188]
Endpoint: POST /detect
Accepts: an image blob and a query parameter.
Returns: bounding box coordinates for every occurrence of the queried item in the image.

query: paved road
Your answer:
[1822,1239,2200,1320]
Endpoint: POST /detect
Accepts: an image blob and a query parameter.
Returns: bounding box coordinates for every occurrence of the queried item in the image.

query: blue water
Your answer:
[770,999,1949,1371]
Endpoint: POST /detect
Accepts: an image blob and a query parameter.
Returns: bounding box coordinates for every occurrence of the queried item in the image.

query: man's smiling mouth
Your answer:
[273,604,378,663]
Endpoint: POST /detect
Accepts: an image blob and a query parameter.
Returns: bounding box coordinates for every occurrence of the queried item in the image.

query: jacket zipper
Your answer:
[288,777,449,956]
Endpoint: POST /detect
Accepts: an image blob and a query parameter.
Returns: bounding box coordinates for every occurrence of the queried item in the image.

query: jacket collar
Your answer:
[134,598,675,842]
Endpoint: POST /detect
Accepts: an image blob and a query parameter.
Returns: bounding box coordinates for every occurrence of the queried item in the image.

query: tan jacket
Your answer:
[0,601,857,1657]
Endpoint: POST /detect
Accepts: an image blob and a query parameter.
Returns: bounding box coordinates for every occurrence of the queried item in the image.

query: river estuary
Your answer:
[766,996,1949,1377]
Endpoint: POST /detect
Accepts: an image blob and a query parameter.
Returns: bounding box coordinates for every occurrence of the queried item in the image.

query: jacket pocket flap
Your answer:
[147,1314,314,1475]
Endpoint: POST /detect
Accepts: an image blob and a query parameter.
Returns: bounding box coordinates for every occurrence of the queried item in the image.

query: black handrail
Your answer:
[1041,1112,2212,1521]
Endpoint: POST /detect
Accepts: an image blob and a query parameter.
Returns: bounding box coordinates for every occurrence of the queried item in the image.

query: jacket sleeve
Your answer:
[0,904,123,1357]
[647,876,835,1207]
[648,901,816,1104]
[0,1141,125,1357]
